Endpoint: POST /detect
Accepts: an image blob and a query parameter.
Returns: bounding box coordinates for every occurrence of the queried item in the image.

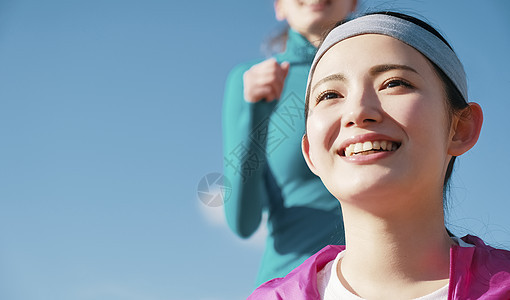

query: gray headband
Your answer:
[306,14,467,102]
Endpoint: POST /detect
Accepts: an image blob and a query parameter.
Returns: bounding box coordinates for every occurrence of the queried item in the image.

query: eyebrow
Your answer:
[310,73,346,95]
[369,64,419,76]
[310,64,419,95]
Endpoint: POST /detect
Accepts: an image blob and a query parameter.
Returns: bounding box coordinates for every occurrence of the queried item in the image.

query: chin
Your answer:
[326,174,406,203]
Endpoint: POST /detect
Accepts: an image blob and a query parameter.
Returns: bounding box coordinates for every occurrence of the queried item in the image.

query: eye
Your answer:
[382,79,413,90]
[316,90,342,104]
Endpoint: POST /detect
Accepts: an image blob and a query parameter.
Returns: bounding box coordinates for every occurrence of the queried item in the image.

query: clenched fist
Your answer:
[243,58,290,103]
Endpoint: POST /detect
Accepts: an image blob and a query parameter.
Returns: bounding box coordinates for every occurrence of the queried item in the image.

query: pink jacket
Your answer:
[248,235,510,299]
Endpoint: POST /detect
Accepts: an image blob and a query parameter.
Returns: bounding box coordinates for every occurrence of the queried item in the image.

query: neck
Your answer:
[301,31,322,47]
[294,25,329,47]
[338,193,454,298]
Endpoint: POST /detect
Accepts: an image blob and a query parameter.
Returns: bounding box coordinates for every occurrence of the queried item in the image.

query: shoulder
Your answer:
[248,245,345,300]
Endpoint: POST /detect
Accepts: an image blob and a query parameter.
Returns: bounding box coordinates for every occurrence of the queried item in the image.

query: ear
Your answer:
[302,134,319,175]
[448,102,483,156]
[274,0,286,21]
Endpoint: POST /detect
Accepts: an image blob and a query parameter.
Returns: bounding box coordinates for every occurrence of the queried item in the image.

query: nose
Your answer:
[342,88,383,128]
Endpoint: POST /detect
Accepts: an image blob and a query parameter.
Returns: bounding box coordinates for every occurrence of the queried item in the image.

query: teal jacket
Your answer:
[222,29,345,286]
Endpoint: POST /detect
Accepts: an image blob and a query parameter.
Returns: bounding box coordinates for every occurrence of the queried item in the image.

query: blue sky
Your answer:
[0,1,509,299]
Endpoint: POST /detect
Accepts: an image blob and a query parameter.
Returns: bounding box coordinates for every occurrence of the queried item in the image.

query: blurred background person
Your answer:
[222,0,357,285]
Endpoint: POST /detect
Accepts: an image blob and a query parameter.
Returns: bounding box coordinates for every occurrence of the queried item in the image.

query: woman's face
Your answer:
[275,0,356,36]
[304,34,454,206]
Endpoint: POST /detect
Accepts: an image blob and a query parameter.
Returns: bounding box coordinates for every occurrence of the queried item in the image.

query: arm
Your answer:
[222,60,288,238]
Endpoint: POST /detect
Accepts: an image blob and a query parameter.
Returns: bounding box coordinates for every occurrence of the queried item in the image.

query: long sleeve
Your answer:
[222,63,277,238]
[222,30,344,285]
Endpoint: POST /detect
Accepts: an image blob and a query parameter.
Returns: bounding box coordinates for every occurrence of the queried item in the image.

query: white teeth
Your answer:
[343,140,399,157]
[302,0,321,5]
[354,143,363,153]
[362,141,372,151]
[345,144,354,157]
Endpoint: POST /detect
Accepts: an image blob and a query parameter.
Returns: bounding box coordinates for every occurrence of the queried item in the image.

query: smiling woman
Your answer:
[305,32,460,209]
[249,11,510,300]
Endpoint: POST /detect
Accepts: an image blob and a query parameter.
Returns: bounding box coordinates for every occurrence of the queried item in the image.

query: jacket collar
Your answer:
[280,29,317,64]
[250,235,510,299]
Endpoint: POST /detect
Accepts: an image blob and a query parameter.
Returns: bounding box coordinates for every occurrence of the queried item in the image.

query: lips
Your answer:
[301,0,325,5]
[300,0,328,9]
[342,140,401,157]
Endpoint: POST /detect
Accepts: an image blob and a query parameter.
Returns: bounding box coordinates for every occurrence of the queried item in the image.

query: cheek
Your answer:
[385,97,450,150]
[306,121,327,159]
[307,107,341,152]
[381,93,423,122]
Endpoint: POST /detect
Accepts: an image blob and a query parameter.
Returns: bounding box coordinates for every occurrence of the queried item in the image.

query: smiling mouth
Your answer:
[342,140,401,157]
[300,0,328,6]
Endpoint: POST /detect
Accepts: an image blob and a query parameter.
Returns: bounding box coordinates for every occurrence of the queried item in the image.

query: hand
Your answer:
[243,58,290,103]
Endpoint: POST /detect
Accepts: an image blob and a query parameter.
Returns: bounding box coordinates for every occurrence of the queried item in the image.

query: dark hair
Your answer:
[304,11,469,192]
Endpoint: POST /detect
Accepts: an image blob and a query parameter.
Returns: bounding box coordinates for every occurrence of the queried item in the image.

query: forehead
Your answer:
[311,34,432,85]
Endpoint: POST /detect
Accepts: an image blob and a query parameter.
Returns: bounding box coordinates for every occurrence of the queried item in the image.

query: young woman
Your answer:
[223,0,357,285]
[249,12,510,299]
